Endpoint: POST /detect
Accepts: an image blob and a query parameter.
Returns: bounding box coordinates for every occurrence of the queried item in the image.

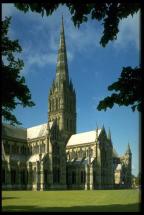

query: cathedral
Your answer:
[2,17,132,190]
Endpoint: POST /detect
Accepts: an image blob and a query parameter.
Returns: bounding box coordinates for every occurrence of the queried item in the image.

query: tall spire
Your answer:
[56,15,69,83]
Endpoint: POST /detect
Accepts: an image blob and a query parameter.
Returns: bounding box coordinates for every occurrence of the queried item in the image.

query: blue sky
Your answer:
[2,4,140,176]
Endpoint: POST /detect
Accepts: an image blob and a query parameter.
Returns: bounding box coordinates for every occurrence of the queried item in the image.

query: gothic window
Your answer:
[41,143,45,153]
[71,150,75,159]
[58,99,60,110]
[56,98,58,110]
[33,167,37,183]
[70,120,72,130]
[35,144,39,154]
[53,167,60,184]
[90,148,93,157]
[79,148,83,158]
[20,146,23,154]
[75,151,78,159]
[11,169,16,185]
[34,145,36,154]
[69,151,72,160]
[2,169,5,184]
[4,142,10,154]
[83,150,86,158]
[52,99,54,111]
[67,152,70,160]
[86,149,89,157]
[67,119,69,130]
[20,170,26,185]
[11,144,16,153]
[77,150,81,158]
[44,170,48,184]
[72,171,76,184]
[80,171,86,184]
[32,146,34,154]
[30,146,32,155]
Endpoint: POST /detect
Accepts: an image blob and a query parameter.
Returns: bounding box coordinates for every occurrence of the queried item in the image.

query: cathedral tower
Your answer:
[48,16,76,138]
[47,16,76,189]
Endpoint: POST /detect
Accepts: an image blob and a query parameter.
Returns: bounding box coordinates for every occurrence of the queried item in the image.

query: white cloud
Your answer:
[113,11,140,50]
[2,3,15,18]
[66,20,101,54]
[67,51,73,62]
[1,4,108,76]
[27,53,56,67]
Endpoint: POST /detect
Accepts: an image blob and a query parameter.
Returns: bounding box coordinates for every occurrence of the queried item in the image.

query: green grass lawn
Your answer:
[2,189,140,212]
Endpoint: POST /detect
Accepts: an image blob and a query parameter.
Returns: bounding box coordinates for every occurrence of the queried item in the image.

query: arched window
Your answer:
[81,171,85,184]
[56,98,58,110]
[33,167,37,183]
[67,119,69,130]
[2,169,5,184]
[52,99,54,111]
[67,152,70,160]
[59,98,61,109]
[90,148,93,157]
[4,142,10,154]
[72,171,76,184]
[11,169,16,185]
[53,167,60,184]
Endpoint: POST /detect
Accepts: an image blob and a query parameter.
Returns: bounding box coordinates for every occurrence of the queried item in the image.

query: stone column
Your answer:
[36,161,40,190]
[47,139,53,188]
[84,165,88,190]
[89,164,93,190]
[6,162,11,190]
[40,161,44,190]
[17,162,21,190]
[59,145,67,189]
[27,162,32,190]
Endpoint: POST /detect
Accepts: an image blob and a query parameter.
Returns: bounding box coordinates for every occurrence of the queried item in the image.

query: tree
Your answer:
[2,17,35,125]
[14,3,141,112]
[97,67,142,112]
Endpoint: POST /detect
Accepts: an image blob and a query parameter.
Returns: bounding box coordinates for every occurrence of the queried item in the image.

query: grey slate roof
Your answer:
[2,123,47,140]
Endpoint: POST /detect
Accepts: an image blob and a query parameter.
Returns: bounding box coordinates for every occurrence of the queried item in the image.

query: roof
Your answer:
[2,123,27,140]
[27,123,47,139]
[2,123,47,140]
[67,129,101,146]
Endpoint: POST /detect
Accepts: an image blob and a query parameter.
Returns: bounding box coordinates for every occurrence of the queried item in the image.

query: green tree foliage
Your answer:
[15,3,140,47]
[2,17,35,125]
[14,3,141,112]
[97,67,142,112]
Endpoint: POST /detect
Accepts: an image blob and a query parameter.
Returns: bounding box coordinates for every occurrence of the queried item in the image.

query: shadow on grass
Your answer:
[2,203,140,212]
[2,197,19,200]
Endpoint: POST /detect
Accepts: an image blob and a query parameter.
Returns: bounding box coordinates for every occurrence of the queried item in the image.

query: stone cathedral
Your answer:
[2,17,132,190]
